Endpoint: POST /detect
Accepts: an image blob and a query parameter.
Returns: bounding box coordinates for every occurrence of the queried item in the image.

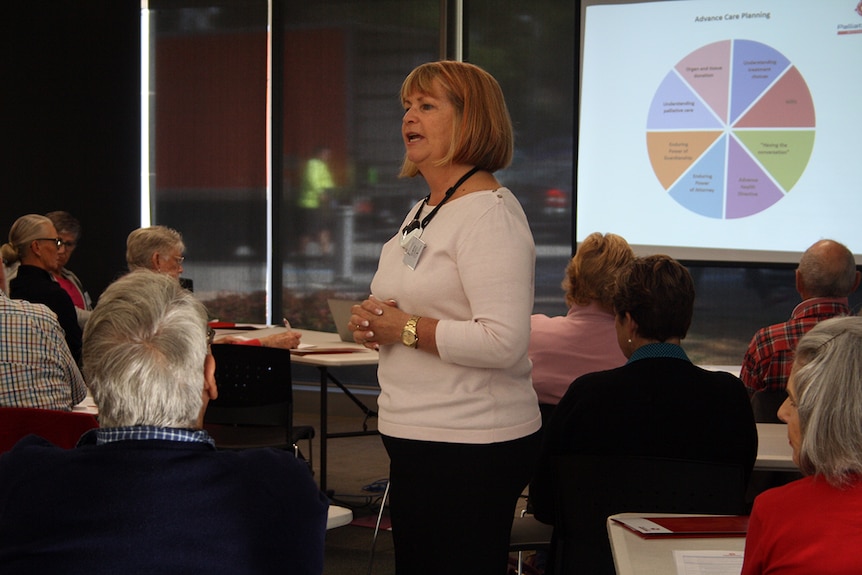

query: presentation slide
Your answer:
[576,0,862,263]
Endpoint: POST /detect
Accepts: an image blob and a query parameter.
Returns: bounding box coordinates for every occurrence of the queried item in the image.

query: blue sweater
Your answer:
[0,433,329,574]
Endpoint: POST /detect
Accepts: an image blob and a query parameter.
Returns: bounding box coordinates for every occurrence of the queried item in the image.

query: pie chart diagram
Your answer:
[646,39,815,219]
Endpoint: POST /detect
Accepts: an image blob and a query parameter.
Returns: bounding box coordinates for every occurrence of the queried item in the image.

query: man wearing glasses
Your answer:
[1,214,83,364]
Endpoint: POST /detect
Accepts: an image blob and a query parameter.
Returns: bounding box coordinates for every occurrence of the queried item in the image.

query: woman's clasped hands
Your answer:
[348,296,403,350]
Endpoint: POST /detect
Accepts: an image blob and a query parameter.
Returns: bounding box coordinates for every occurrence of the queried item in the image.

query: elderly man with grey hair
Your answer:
[740,239,860,421]
[0,271,328,574]
[125,225,186,280]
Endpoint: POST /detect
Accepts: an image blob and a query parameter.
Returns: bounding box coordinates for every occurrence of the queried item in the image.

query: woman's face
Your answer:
[778,365,803,467]
[402,79,456,171]
[57,231,77,269]
[32,223,64,274]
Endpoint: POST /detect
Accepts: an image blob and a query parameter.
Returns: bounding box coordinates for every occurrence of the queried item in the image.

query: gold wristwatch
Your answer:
[401,315,421,348]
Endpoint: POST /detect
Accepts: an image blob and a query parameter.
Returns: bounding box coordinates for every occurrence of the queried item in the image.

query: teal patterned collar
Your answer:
[627,342,690,365]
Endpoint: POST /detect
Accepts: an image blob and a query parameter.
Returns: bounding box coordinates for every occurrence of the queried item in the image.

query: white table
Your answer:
[327,504,354,530]
[608,513,745,575]
[291,329,380,493]
[755,423,795,471]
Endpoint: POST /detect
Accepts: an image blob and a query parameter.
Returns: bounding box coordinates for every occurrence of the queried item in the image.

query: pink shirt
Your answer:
[55,274,86,310]
[529,301,627,405]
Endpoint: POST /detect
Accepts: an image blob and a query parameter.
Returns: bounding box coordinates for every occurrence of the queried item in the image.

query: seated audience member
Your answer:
[742,316,862,575]
[0,258,86,410]
[46,210,92,327]
[529,231,634,424]
[126,225,301,349]
[530,255,757,575]
[0,270,328,574]
[125,224,186,279]
[1,214,83,364]
[740,239,859,418]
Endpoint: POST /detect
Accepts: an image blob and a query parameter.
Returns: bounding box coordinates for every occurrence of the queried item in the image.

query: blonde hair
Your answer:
[399,61,513,178]
[1,214,54,265]
[564,232,634,310]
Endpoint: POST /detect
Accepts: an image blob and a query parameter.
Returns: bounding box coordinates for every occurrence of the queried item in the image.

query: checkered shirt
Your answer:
[90,426,216,448]
[0,293,87,410]
[740,297,851,393]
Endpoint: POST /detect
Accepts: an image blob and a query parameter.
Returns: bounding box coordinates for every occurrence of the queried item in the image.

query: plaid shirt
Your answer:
[86,426,216,448]
[0,293,87,410]
[740,297,851,393]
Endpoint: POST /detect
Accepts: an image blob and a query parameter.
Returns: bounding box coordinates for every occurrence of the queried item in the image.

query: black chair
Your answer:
[509,505,553,575]
[204,343,315,466]
[548,454,748,575]
[750,389,788,423]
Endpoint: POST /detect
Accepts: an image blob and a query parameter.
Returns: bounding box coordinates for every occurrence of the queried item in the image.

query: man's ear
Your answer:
[150,252,161,273]
[795,269,805,297]
[203,353,218,401]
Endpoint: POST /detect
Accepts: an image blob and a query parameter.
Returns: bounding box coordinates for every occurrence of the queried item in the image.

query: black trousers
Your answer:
[382,430,541,575]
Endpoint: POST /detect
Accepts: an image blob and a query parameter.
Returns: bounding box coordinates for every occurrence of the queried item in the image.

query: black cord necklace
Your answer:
[401,166,482,237]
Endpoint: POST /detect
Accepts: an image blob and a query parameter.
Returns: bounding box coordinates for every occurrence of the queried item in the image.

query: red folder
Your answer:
[612,515,749,539]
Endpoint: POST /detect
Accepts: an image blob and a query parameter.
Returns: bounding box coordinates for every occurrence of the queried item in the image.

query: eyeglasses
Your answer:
[159,254,185,266]
[34,238,64,248]
[206,326,216,346]
[60,240,77,249]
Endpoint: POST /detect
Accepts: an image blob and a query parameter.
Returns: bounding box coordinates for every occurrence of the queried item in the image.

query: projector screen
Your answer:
[576,0,862,263]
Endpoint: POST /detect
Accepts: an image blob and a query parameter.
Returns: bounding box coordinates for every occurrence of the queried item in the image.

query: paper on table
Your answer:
[673,550,743,575]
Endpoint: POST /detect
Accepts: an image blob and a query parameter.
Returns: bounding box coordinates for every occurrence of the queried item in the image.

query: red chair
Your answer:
[0,407,99,453]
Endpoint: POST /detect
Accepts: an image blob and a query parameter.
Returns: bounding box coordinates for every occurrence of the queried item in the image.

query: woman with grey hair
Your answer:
[125,225,185,280]
[1,214,83,363]
[742,315,862,574]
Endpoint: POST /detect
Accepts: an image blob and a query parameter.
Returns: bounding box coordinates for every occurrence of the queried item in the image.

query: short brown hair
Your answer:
[399,60,513,178]
[563,232,634,310]
[613,255,695,341]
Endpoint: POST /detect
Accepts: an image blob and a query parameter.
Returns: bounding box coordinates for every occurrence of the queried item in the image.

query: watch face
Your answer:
[402,332,418,346]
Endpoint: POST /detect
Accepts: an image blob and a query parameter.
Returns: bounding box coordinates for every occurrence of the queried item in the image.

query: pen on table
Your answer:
[283,318,291,329]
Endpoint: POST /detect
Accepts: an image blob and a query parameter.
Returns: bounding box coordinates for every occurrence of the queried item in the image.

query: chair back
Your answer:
[551,454,747,575]
[205,344,294,434]
[750,389,788,423]
[0,407,99,453]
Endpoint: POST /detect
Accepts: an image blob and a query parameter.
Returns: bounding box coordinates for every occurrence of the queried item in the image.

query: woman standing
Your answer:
[350,61,541,574]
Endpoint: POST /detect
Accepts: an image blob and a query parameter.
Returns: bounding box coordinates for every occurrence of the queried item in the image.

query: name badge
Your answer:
[402,235,425,270]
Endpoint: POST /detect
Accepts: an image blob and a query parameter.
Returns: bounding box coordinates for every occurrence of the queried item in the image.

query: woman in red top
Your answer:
[742,315,862,574]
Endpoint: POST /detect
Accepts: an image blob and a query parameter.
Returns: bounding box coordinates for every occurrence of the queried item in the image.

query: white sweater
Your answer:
[370,187,541,444]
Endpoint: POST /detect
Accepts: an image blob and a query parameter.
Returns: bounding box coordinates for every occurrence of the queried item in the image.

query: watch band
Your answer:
[401,315,420,348]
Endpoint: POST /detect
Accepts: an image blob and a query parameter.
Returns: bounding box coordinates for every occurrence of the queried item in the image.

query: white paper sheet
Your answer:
[673,549,744,575]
